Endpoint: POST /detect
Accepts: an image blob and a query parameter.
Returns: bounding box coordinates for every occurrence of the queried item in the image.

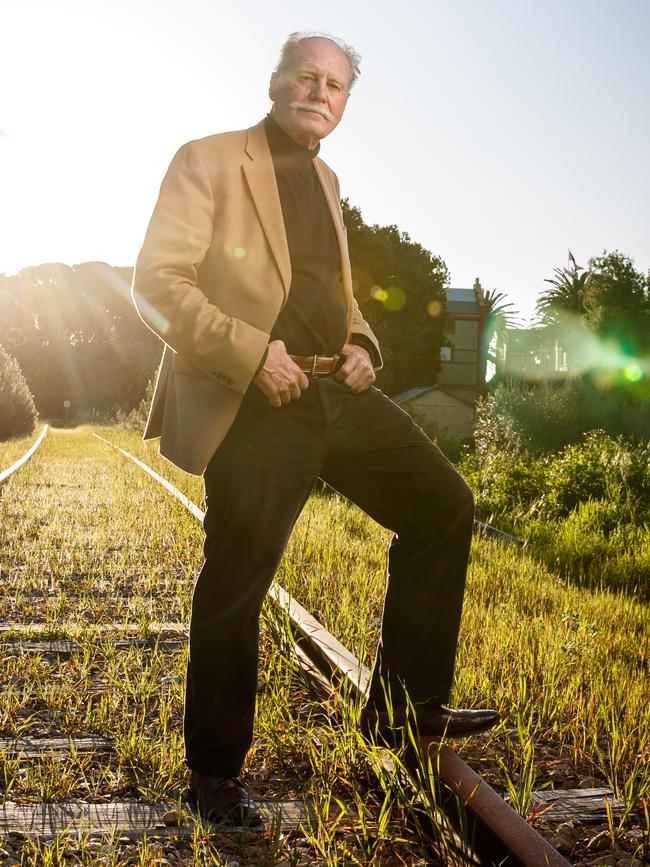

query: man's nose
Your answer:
[309,77,328,101]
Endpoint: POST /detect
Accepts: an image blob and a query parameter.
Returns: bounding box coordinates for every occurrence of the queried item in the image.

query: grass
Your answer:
[523,504,650,600]
[104,426,650,850]
[0,424,648,864]
[0,427,432,866]
[105,427,650,853]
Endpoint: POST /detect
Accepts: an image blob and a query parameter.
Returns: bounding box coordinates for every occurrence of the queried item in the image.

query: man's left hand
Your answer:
[334,343,376,392]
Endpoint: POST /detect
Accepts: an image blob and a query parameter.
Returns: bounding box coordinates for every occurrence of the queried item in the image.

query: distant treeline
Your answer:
[0,262,160,418]
[0,205,449,418]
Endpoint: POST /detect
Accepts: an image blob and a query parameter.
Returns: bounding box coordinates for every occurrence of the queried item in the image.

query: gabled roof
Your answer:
[447,287,481,316]
[391,386,432,404]
[391,385,476,408]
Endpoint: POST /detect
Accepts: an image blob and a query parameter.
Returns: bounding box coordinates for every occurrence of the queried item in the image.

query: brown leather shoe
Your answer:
[360,704,501,739]
[187,771,263,827]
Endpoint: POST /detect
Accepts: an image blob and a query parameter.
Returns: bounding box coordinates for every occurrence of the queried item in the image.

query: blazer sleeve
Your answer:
[349,332,382,369]
[131,140,269,395]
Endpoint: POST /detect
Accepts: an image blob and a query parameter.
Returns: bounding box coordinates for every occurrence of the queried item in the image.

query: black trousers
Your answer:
[183,375,474,777]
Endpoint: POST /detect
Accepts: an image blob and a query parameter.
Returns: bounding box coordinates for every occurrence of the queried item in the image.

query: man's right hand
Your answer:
[253,340,309,408]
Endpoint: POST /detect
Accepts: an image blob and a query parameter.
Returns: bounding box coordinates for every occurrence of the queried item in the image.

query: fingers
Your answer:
[335,346,376,392]
[260,373,303,407]
[280,369,307,404]
[253,341,376,406]
[296,369,310,391]
[253,345,310,407]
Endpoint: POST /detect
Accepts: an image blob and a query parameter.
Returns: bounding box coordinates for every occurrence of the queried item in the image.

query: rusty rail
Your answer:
[94,431,568,866]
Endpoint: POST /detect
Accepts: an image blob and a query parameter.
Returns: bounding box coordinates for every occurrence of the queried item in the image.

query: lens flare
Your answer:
[499,311,650,387]
[384,286,406,312]
[624,363,643,382]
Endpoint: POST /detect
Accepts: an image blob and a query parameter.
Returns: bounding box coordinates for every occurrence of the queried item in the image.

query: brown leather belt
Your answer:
[290,353,341,375]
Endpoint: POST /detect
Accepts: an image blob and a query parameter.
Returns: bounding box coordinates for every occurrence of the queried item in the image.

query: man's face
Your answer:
[269,37,351,149]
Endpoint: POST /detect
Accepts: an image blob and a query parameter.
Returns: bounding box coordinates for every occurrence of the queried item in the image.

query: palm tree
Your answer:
[479,288,519,389]
[536,267,589,328]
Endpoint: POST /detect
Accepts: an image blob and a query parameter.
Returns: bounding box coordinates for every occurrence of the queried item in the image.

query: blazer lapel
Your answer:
[243,121,291,301]
[313,159,354,323]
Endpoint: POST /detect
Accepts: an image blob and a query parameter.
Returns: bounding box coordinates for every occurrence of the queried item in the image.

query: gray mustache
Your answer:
[289,102,334,123]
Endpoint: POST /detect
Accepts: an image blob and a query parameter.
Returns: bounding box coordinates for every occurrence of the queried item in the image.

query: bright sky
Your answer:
[1,0,648,321]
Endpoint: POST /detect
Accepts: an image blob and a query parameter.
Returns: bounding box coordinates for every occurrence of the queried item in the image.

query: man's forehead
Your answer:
[295,58,347,79]
[290,39,351,77]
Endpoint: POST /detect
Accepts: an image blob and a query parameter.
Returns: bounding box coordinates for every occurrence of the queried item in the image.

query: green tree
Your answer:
[342,200,449,395]
[583,250,650,354]
[0,344,38,440]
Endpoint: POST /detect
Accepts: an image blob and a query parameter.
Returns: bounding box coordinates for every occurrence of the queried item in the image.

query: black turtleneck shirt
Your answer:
[264,115,349,358]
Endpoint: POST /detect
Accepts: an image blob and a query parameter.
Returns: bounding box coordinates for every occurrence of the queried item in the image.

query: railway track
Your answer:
[90,433,570,866]
[0,424,49,485]
[0,428,631,864]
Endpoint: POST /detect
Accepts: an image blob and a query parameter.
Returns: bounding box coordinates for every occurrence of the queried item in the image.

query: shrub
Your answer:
[465,378,650,599]
[543,431,636,516]
[464,430,650,522]
[475,378,650,457]
[463,449,547,530]
[0,344,38,440]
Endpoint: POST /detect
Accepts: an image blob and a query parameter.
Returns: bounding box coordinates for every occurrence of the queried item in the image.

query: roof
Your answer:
[391,385,476,408]
[447,287,481,316]
[391,386,433,404]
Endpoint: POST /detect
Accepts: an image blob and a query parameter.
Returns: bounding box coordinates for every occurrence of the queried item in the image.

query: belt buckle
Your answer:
[310,354,318,376]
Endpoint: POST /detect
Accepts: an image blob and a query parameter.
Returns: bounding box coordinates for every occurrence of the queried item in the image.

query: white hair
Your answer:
[273,31,361,91]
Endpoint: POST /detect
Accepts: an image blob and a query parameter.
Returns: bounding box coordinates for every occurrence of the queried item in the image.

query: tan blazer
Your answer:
[132,118,382,476]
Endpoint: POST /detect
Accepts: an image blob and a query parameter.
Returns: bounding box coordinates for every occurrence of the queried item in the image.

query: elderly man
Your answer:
[132,32,499,826]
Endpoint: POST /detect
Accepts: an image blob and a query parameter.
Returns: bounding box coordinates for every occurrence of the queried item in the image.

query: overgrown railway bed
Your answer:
[0,426,647,866]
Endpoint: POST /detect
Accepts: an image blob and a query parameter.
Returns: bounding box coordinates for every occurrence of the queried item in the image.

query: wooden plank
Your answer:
[3,640,79,654]
[0,592,183,603]
[2,636,186,655]
[531,788,625,824]
[0,622,187,635]
[0,799,315,836]
[0,425,49,485]
[0,736,114,757]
